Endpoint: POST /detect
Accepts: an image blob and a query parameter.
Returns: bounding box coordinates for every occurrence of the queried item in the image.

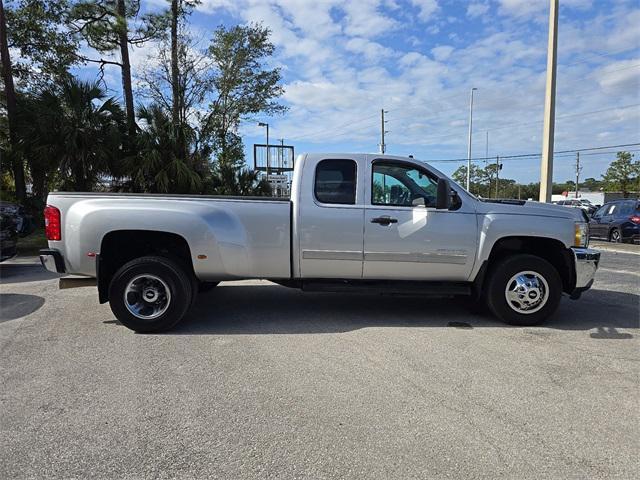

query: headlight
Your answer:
[574,222,589,247]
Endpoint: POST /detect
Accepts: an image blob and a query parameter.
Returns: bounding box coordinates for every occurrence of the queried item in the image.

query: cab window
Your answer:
[314,159,357,204]
[372,162,437,207]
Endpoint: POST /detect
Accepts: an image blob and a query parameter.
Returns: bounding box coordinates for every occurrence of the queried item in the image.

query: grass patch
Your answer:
[18,227,47,256]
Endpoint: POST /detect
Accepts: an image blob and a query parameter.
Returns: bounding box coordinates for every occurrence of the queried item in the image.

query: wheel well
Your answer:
[98,230,193,303]
[486,237,574,293]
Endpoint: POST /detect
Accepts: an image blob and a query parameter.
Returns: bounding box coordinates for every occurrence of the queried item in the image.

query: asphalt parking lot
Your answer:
[1,242,638,479]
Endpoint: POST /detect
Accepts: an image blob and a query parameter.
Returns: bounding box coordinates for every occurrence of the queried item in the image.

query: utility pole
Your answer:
[575,152,582,198]
[258,122,270,181]
[466,87,478,192]
[495,156,501,198]
[485,131,489,161]
[380,109,388,154]
[485,131,489,198]
[278,138,284,171]
[539,0,559,203]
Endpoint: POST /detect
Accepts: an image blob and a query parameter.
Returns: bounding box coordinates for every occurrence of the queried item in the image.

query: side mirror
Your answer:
[436,178,452,210]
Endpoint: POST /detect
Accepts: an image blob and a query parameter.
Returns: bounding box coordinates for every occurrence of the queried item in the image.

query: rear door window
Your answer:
[619,201,637,216]
[314,159,357,204]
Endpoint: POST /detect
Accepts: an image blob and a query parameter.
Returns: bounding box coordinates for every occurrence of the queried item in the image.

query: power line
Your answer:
[427,142,640,163]
[562,47,640,67]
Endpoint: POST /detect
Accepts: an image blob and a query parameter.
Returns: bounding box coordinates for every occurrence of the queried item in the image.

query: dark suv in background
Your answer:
[589,199,640,243]
[0,201,35,262]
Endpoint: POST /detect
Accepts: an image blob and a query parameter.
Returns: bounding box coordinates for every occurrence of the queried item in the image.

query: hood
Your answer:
[476,199,586,221]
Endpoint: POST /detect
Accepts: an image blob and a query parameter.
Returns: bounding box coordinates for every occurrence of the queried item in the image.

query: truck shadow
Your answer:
[170,284,639,335]
[0,293,46,322]
[0,263,62,285]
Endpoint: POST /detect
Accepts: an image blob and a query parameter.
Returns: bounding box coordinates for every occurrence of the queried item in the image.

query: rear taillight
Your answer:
[630,215,640,225]
[44,205,61,241]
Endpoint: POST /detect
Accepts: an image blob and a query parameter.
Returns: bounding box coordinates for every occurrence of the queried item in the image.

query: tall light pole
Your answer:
[380,109,388,154]
[466,87,478,192]
[539,0,559,203]
[258,122,270,181]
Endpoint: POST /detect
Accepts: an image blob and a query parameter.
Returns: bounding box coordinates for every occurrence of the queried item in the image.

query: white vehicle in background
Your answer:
[555,199,597,216]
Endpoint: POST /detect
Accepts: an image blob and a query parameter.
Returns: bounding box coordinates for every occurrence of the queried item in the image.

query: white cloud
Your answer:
[342,0,398,37]
[431,45,454,61]
[595,58,640,93]
[344,38,396,61]
[410,0,439,22]
[466,2,489,19]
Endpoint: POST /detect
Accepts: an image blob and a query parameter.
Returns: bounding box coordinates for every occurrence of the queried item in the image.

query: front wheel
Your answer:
[108,256,194,333]
[485,254,562,326]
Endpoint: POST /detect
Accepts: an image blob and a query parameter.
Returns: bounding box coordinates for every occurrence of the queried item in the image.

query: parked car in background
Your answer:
[555,198,597,216]
[0,212,18,262]
[589,199,640,243]
[0,201,34,236]
[0,202,36,262]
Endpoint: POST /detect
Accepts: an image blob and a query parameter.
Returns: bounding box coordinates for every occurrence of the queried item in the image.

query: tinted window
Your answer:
[593,206,607,218]
[619,201,636,216]
[372,162,438,207]
[315,159,357,204]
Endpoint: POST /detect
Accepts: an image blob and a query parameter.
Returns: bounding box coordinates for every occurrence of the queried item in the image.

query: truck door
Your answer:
[362,158,477,281]
[296,156,365,278]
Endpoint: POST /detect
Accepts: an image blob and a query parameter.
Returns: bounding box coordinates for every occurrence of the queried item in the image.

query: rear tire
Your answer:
[486,254,562,326]
[609,228,621,243]
[108,256,193,333]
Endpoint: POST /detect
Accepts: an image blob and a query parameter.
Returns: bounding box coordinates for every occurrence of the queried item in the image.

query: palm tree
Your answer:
[130,104,206,193]
[54,78,126,191]
[16,77,126,197]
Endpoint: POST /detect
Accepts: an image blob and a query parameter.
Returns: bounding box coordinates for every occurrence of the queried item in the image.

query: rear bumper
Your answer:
[39,249,66,273]
[569,247,600,299]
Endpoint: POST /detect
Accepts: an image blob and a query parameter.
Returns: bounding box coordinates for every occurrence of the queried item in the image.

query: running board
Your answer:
[300,279,471,296]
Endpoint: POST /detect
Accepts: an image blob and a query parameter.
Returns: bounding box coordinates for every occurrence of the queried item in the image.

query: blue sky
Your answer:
[79,0,639,183]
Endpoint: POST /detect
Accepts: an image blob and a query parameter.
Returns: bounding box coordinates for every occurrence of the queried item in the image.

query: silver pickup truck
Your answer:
[40,153,600,332]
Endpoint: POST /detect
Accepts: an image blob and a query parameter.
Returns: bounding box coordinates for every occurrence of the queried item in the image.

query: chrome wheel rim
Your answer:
[504,271,549,315]
[124,274,171,320]
[611,230,620,242]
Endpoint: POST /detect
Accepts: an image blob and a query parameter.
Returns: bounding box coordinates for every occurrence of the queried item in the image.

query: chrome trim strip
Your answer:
[302,250,364,261]
[364,251,468,265]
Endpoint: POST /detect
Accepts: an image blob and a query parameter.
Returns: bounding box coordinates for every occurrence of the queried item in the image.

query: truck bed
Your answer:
[46,192,292,280]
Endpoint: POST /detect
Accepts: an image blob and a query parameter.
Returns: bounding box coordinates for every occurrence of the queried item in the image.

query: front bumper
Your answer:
[570,247,600,299]
[39,249,66,273]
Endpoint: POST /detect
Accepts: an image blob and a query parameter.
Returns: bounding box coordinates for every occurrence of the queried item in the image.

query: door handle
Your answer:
[371,216,398,226]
